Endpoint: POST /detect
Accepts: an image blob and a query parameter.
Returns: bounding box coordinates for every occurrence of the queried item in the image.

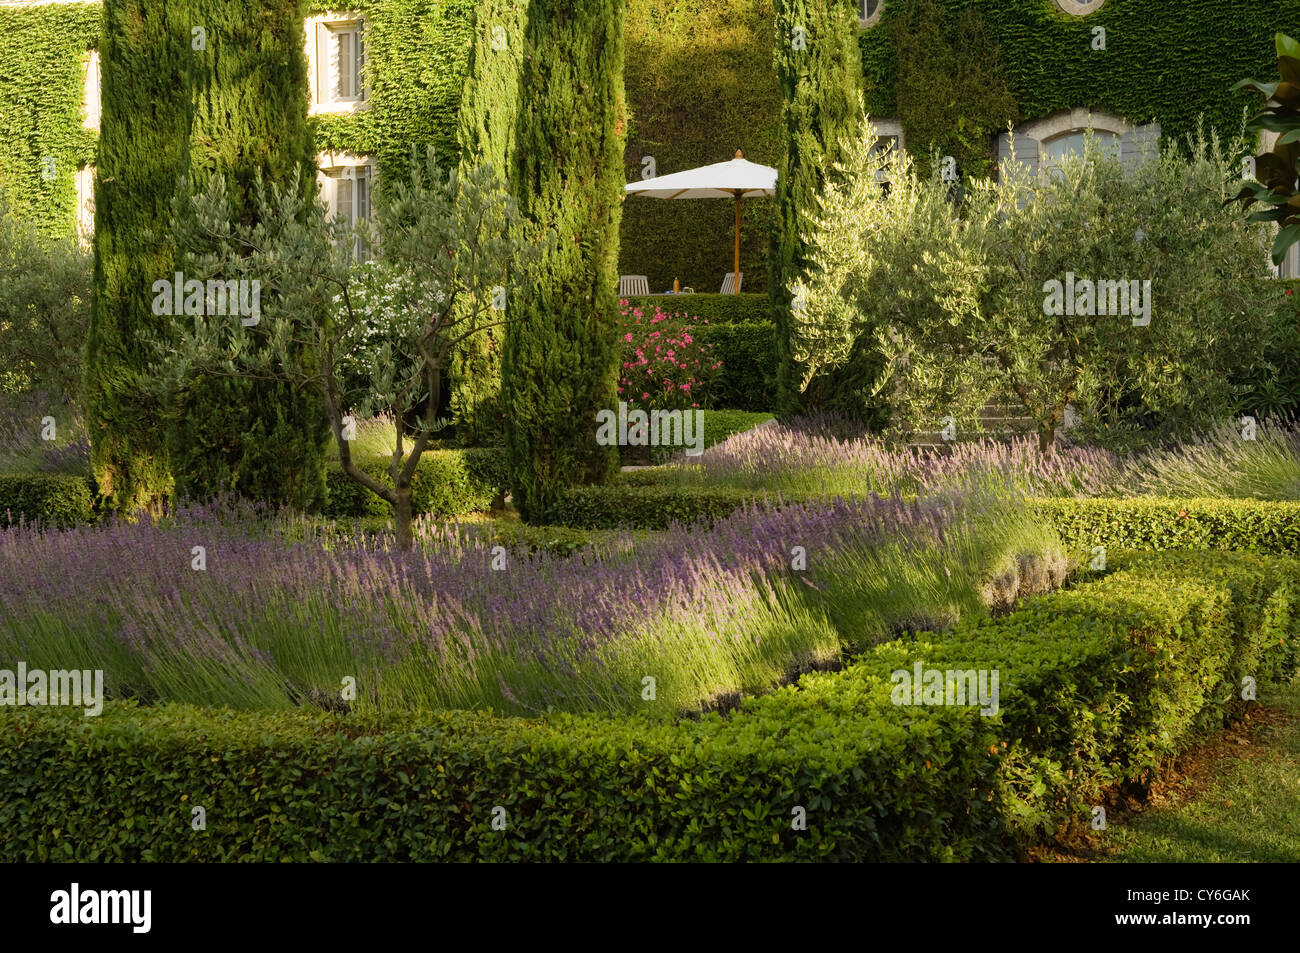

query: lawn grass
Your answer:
[1102,677,1300,862]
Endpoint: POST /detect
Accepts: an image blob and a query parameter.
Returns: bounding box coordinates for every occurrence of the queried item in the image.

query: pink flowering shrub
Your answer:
[617,299,722,412]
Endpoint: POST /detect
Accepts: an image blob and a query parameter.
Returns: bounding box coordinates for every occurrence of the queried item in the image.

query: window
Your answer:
[868,120,903,184]
[1041,129,1121,174]
[75,165,95,248]
[1055,0,1106,14]
[859,0,883,28]
[82,49,100,132]
[307,15,367,114]
[999,109,1158,181]
[318,155,375,260]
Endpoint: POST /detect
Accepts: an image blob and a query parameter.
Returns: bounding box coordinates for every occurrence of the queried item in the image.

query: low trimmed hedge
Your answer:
[0,666,1008,862]
[322,447,508,519]
[0,550,1294,861]
[546,483,765,529]
[1037,497,1300,557]
[0,473,98,527]
[623,292,771,325]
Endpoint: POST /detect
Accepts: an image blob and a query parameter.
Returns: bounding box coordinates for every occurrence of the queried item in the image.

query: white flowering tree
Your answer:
[157,148,540,547]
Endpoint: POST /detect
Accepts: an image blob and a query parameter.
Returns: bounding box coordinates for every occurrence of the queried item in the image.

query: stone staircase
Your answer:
[906,399,1039,450]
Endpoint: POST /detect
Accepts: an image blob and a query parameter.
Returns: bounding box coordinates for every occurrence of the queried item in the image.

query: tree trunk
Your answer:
[394,485,414,550]
[1038,426,1056,452]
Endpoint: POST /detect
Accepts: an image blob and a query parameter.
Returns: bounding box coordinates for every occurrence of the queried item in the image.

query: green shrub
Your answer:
[0,672,1008,862]
[622,293,771,325]
[0,473,97,527]
[692,322,776,412]
[322,447,507,519]
[546,483,762,529]
[1037,497,1300,556]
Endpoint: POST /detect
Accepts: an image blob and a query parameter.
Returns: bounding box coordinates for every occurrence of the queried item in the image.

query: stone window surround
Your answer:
[859,0,883,29]
[306,12,369,117]
[1054,0,1107,15]
[1015,107,1133,150]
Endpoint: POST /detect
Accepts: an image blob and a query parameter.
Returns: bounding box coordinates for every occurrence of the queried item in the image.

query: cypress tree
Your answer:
[451,0,528,445]
[165,0,327,509]
[769,0,861,417]
[502,0,626,522]
[86,0,193,512]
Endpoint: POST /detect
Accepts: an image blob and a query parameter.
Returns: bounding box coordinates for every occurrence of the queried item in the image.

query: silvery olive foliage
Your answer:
[797,106,1275,449]
[154,147,541,546]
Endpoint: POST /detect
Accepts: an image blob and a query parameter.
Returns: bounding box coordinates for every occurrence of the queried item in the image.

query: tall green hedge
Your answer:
[503,0,627,522]
[163,0,328,511]
[0,3,99,237]
[449,0,529,445]
[619,0,785,294]
[85,0,192,511]
[769,0,861,416]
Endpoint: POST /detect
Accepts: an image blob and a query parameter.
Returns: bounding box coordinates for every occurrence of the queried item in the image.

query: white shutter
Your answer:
[315,23,329,104]
[336,175,353,225]
[335,29,353,102]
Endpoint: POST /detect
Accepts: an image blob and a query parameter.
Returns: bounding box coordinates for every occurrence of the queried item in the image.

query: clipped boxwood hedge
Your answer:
[545,483,766,529]
[323,447,508,519]
[1036,497,1300,557]
[693,321,775,412]
[622,293,771,326]
[0,473,97,528]
[1,549,1294,861]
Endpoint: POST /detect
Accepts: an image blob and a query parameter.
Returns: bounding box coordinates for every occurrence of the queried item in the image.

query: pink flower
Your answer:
[682,334,693,344]
[624,333,633,342]
[641,392,649,400]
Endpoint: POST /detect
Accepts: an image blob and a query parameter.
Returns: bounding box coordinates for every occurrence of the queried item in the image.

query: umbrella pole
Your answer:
[733,193,743,294]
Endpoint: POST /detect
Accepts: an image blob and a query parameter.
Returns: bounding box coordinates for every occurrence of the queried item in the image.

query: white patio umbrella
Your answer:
[624,150,777,293]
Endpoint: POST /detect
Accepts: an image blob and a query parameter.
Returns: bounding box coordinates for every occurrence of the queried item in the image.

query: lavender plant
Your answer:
[0,488,1062,716]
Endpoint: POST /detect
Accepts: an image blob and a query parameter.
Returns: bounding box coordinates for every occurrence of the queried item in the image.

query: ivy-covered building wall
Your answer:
[3,0,1297,284]
[0,1,99,236]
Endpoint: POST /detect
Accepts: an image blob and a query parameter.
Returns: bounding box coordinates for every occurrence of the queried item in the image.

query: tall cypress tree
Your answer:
[769,0,861,417]
[502,0,626,522]
[165,0,326,509]
[452,0,528,446]
[86,0,193,512]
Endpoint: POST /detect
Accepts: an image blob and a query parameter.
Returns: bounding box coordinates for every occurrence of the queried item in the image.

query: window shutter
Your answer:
[315,23,329,104]
[336,176,353,225]
[336,29,354,102]
[1120,122,1161,169]
[996,132,1040,180]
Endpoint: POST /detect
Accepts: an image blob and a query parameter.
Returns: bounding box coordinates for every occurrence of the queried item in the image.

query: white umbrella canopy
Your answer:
[624,150,777,292]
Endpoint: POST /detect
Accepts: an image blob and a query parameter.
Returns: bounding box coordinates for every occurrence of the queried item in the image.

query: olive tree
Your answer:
[797,111,1275,449]
[154,149,539,546]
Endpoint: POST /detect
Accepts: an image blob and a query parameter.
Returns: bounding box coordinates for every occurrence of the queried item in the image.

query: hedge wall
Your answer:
[0,473,98,528]
[2,549,1293,860]
[0,3,99,236]
[1037,496,1300,557]
[619,0,785,295]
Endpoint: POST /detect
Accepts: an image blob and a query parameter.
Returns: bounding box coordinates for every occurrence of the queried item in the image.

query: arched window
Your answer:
[997,108,1159,181]
[859,0,883,28]
[1054,0,1106,14]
